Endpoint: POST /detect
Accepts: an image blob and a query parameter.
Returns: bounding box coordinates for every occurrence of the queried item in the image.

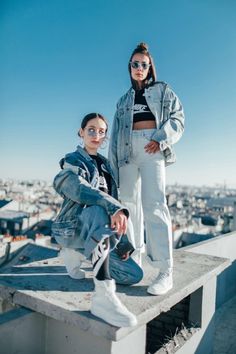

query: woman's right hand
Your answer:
[110,210,128,236]
[144,140,160,154]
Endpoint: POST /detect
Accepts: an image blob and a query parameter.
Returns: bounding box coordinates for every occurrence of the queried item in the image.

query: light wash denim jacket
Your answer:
[108,81,185,185]
[52,146,131,252]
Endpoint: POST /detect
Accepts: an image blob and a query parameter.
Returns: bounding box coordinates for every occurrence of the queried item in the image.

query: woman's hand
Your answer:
[110,210,128,236]
[120,251,130,261]
[144,140,160,154]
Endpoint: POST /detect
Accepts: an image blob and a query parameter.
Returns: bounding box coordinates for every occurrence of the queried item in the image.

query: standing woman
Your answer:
[52,113,141,327]
[109,43,185,295]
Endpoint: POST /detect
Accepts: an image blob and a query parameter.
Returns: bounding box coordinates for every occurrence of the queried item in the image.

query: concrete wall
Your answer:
[45,318,146,354]
[182,231,236,307]
[0,308,45,354]
[0,308,146,354]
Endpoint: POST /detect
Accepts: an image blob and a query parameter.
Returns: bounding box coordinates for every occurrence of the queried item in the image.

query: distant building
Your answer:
[0,210,28,236]
[24,219,53,239]
[207,196,236,213]
[0,199,11,209]
[176,232,214,248]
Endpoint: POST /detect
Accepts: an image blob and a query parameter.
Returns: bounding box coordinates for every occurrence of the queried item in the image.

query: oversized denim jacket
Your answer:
[52,146,131,251]
[108,81,185,185]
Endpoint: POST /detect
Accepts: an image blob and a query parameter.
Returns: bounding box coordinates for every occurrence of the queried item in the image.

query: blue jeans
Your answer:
[109,248,143,285]
[55,205,143,285]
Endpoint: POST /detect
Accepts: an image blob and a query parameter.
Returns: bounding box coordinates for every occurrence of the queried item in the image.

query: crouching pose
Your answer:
[52,113,143,327]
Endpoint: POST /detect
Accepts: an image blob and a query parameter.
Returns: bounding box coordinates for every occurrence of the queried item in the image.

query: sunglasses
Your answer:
[130,61,151,70]
[85,127,106,138]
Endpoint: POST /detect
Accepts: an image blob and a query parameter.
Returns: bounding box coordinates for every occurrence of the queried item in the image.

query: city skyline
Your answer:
[1,0,236,188]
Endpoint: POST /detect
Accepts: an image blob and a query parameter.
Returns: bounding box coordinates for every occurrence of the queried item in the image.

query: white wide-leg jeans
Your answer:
[119,129,173,272]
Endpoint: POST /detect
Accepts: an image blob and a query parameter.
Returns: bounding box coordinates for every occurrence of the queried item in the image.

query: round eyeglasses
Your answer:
[130,61,150,70]
[85,127,106,138]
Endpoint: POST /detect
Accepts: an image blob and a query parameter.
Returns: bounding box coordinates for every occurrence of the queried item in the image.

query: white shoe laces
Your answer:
[155,271,172,284]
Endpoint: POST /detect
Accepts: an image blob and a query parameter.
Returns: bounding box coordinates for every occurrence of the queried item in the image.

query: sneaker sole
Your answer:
[68,269,86,280]
[91,307,137,327]
[147,285,173,296]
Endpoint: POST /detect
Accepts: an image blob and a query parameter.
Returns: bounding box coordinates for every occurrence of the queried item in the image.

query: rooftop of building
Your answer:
[0,231,235,353]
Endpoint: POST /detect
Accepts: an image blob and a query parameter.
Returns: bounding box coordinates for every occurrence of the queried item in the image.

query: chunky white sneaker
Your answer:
[91,278,137,327]
[60,248,86,280]
[147,271,173,295]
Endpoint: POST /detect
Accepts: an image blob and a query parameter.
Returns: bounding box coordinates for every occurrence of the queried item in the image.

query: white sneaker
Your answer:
[60,248,86,280]
[147,270,173,295]
[91,278,137,327]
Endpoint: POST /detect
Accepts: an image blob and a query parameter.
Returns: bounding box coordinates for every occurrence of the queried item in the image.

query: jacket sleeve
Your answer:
[53,168,128,217]
[151,86,185,149]
[108,106,120,186]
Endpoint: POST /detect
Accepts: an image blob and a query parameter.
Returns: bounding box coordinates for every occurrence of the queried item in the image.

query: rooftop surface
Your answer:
[0,209,28,219]
[0,243,229,342]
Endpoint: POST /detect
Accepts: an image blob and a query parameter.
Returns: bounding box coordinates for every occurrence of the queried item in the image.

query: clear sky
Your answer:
[1,0,236,188]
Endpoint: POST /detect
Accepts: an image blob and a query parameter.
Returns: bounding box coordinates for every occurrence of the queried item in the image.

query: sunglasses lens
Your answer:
[131,61,150,70]
[142,63,149,70]
[87,128,105,138]
[87,129,95,137]
[131,61,139,69]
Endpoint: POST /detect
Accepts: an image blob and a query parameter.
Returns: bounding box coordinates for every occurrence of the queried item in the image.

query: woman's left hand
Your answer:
[144,140,160,154]
[121,251,130,261]
[110,210,128,236]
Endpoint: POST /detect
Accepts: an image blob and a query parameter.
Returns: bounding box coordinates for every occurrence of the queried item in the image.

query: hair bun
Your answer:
[137,42,149,51]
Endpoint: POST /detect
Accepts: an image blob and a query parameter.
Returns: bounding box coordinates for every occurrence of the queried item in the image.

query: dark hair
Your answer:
[78,113,108,136]
[128,42,157,90]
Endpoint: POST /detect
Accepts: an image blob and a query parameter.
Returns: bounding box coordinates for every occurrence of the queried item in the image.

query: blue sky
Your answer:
[1,0,236,187]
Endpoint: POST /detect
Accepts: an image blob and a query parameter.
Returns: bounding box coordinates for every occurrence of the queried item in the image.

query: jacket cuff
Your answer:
[151,130,167,146]
[111,207,129,218]
[151,134,169,152]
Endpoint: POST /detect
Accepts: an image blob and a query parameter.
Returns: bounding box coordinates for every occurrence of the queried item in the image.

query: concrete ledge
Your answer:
[183,231,236,307]
[0,243,230,343]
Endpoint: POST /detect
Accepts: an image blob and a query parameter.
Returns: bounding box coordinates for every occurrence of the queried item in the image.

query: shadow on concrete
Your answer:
[0,272,94,292]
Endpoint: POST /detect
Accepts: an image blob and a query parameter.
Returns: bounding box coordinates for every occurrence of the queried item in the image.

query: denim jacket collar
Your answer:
[76,145,94,162]
[75,146,117,185]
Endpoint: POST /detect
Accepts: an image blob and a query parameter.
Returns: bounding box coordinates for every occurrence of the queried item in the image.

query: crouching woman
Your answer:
[52,113,142,327]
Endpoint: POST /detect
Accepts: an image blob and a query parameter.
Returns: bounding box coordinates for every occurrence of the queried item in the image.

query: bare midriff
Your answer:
[132,120,156,130]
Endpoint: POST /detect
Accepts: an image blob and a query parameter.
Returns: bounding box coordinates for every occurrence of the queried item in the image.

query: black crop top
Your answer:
[133,88,155,123]
[90,155,111,195]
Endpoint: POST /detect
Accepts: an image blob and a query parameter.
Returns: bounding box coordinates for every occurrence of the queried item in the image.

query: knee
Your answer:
[86,205,106,215]
[120,261,143,285]
[109,251,144,285]
[130,265,143,284]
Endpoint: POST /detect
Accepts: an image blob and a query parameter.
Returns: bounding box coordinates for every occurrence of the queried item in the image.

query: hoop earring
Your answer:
[78,136,84,147]
[100,138,108,150]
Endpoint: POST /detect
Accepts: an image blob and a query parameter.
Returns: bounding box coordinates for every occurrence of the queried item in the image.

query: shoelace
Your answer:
[157,272,170,281]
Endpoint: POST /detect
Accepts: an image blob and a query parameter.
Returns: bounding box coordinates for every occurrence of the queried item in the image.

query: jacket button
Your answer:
[126,143,128,146]
[125,160,128,163]
[125,125,128,128]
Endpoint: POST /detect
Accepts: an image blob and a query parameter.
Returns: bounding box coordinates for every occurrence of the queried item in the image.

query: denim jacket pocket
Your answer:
[52,218,81,248]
